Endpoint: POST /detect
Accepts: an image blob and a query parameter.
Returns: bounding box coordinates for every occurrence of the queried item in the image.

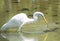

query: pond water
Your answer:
[0,32,47,41]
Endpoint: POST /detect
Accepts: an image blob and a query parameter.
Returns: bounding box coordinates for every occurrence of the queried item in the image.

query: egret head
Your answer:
[34,12,48,24]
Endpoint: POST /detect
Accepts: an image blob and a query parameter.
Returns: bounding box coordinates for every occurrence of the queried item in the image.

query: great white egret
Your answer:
[1,11,48,32]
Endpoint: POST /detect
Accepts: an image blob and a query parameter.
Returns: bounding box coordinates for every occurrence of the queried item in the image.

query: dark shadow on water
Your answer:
[21,28,59,34]
[0,27,59,34]
[43,28,59,32]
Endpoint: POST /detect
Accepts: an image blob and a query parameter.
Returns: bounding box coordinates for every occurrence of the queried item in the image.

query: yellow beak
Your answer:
[43,17,48,24]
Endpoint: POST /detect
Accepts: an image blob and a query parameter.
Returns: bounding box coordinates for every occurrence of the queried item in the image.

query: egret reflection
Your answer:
[1,32,38,41]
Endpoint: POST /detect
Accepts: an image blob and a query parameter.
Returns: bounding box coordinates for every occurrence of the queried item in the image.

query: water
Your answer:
[0,32,44,41]
[0,23,59,41]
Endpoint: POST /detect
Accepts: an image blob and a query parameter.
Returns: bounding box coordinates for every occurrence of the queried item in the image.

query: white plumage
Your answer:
[1,12,48,31]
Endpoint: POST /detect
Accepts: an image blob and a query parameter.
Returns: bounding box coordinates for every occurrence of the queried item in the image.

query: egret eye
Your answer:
[35,14,40,16]
[38,14,42,16]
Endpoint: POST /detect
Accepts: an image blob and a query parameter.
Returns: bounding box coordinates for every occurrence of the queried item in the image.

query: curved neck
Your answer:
[27,17,37,23]
[33,14,38,21]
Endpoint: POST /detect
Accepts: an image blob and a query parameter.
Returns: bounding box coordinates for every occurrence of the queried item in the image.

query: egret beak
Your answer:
[43,16,50,30]
[43,17,48,24]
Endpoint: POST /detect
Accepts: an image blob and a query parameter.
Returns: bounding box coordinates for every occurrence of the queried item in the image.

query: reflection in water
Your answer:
[1,32,38,41]
[0,33,8,41]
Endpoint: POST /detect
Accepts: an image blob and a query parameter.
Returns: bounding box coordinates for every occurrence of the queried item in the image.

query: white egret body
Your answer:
[1,12,48,31]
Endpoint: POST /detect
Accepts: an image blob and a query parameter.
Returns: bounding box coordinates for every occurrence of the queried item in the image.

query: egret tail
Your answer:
[1,23,8,31]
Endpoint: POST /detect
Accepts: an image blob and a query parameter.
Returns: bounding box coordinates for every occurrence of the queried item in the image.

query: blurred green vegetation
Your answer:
[0,0,60,27]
